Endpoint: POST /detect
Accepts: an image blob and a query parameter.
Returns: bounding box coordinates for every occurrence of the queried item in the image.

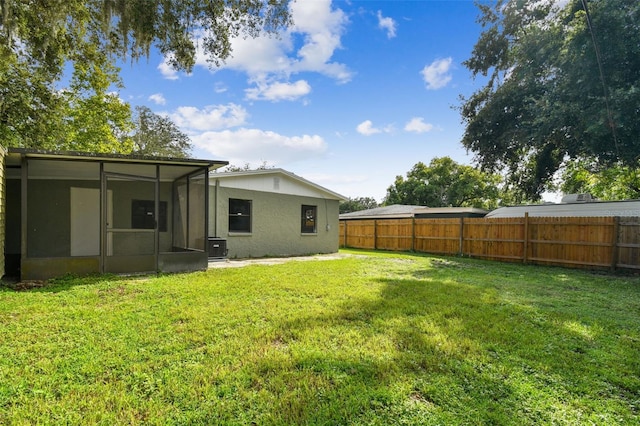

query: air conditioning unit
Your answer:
[561,193,593,203]
[208,238,228,258]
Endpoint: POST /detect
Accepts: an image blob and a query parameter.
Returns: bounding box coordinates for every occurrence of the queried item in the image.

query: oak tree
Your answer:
[560,160,640,200]
[384,157,502,209]
[0,0,291,151]
[132,106,191,158]
[340,197,379,214]
[460,0,640,200]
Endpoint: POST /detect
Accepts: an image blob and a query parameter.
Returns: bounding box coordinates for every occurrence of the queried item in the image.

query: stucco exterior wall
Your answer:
[209,186,340,259]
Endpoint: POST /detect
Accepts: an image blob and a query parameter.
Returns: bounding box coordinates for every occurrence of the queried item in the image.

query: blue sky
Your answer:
[116,0,491,203]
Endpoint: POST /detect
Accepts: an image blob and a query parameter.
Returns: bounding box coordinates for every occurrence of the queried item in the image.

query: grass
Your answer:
[1,249,639,425]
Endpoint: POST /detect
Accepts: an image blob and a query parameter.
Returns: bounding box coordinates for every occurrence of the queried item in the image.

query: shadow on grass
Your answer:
[260,265,640,424]
[0,273,140,293]
[2,252,638,424]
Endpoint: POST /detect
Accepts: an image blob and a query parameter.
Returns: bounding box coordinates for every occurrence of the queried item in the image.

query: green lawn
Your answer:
[1,250,639,425]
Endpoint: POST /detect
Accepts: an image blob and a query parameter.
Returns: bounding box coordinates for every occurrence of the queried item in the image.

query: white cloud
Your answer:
[193,128,327,166]
[148,93,166,105]
[377,11,397,39]
[158,60,179,80]
[170,104,249,131]
[289,0,351,81]
[245,79,311,102]
[421,57,453,90]
[164,0,352,99]
[356,120,381,136]
[356,120,394,136]
[214,82,228,93]
[207,33,292,76]
[404,117,434,133]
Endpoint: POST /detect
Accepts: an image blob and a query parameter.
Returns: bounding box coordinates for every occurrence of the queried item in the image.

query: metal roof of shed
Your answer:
[486,200,640,218]
[340,205,488,220]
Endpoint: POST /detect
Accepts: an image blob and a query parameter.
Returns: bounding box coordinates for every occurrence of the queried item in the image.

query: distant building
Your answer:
[340,204,488,220]
[486,195,640,218]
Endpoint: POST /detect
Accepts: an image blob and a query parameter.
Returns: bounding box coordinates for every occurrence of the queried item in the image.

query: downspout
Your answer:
[324,197,330,232]
[204,168,209,246]
[214,179,220,237]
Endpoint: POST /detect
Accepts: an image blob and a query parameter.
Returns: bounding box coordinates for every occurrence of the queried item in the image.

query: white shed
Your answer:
[486,199,640,218]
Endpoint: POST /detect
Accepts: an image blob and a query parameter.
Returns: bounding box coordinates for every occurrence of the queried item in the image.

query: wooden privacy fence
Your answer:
[339,215,640,271]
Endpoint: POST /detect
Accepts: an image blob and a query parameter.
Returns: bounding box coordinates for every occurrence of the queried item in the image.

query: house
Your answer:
[208,169,346,259]
[0,149,347,280]
[3,148,227,280]
[485,196,640,218]
[340,204,489,221]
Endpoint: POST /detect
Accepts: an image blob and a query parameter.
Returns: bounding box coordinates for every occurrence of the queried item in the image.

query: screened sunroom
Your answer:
[4,148,227,280]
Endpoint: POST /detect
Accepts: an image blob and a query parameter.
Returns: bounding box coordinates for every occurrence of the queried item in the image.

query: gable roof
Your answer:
[210,168,347,201]
[340,204,489,220]
[340,205,430,219]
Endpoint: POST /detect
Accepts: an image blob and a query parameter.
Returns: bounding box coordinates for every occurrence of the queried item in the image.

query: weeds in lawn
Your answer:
[0,250,639,424]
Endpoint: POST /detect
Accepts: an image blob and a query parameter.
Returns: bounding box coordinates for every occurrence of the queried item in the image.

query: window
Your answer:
[229,198,251,233]
[301,205,317,233]
[132,200,167,232]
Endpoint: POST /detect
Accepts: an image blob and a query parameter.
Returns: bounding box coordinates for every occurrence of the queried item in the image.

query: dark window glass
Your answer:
[301,205,317,233]
[229,199,251,232]
[132,200,167,231]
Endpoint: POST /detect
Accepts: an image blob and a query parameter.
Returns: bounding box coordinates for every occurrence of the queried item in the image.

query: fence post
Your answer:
[411,217,416,252]
[523,212,529,264]
[459,217,464,255]
[373,219,377,250]
[611,216,620,272]
[343,220,347,248]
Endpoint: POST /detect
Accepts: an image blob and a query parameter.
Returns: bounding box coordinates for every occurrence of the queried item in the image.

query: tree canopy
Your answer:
[0,0,291,152]
[132,106,191,158]
[560,160,640,201]
[460,0,640,200]
[340,197,379,214]
[384,157,502,209]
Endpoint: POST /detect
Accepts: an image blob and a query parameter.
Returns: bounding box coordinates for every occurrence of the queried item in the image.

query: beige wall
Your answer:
[210,186,340,259]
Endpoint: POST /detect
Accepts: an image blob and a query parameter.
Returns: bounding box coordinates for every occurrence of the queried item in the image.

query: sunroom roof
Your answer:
[6,148,228,181]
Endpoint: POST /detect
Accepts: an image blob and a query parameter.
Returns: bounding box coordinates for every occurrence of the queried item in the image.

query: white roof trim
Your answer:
[210,168,347,201]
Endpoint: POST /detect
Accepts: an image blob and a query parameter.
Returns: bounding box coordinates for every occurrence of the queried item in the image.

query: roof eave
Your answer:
[7,147,228,169]
[211,168,347,201]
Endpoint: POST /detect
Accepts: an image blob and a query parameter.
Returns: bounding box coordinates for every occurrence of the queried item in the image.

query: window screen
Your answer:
[301,205,317,233]
[229,199,251,233]
[131,200,167,232]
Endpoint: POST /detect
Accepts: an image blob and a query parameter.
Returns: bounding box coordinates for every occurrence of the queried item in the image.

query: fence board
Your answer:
[414,218,460,255]
[617,217,640,269]
[375,219,413,251]
[340,215,640,271]
[341,219,376,250]
[527,217,614,269]
[464,218,525,263]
